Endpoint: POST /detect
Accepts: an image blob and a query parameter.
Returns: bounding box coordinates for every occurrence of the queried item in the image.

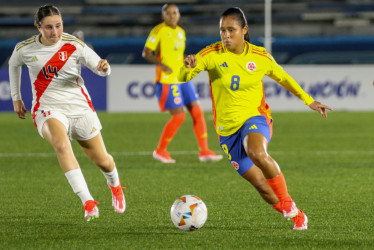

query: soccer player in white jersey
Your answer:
[8,5,126,221]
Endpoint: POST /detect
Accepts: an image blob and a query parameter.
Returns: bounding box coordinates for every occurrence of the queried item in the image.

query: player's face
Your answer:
[38,15,63,46]
[220,16,248,54]
[162,5,180,28]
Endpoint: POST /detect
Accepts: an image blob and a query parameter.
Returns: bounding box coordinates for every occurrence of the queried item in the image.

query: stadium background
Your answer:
[0,0,373,113]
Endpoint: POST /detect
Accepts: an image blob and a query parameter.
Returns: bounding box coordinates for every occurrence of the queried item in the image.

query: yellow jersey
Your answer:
[178,41,314,136]
[144,22,186,84]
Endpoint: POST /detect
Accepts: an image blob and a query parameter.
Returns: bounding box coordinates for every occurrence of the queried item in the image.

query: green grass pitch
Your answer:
[0,111,373,249]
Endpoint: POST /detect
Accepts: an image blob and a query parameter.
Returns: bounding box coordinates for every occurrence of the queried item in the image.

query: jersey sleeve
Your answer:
[8,46,24,101]
[177,52,207,82]
[144,26,161,51]
[266,54,314,106]
[79,43,111,76]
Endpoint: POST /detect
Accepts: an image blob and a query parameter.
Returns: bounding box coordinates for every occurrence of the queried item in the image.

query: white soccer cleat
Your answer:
[84,200,99,221]
[108,183,126,214]
[198,150,223,162]
[153,150,176,163]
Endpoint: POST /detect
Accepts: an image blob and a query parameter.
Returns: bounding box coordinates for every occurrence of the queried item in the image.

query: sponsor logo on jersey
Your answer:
[231,161,239,170]
[59,51,68,61]
[32,56,38,62]
[246,61,256,72]
[219,62,228,67]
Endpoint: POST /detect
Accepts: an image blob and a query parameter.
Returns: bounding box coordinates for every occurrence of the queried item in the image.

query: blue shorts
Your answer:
[219,115,273,175]
[155,81,199,111]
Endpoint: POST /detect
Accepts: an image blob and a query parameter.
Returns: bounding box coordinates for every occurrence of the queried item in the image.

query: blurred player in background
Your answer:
[8,5,126,221]
[142,3,222,163]
[179,7,333,230]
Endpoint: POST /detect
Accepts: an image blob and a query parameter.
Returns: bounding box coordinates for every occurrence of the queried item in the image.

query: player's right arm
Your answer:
[177,53,205,82]
[8,46,28,119]
[142,25,172,74]
[142,47,172,74]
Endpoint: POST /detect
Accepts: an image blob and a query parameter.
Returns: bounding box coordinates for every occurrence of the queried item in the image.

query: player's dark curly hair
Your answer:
[34,5,61,27]
[221,7,250,42]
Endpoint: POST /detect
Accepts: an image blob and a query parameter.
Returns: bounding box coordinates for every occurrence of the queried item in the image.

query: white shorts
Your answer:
[33,110,102,141]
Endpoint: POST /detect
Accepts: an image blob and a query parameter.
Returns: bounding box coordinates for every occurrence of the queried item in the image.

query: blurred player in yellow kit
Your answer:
[179,7,332,230]
[142,4,222,163]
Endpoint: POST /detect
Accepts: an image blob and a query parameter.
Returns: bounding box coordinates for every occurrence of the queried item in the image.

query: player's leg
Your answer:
[241,165,279,205]
[243,116,307,229]
[154,82,186,163]
[219,131,279,208]
[40,115,97,221]
[75,114,126,214]
[183,82,222,162]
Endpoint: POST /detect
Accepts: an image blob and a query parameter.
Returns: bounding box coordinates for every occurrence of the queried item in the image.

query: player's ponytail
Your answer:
[221,7,250,43]
[34,5,61,27]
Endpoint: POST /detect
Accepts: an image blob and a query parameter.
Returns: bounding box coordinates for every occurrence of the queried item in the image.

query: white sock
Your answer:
[65,168,94,205]
[101,166,120,187]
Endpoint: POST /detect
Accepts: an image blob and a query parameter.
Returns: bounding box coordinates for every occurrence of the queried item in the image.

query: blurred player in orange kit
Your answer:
[179,7,333,230]
[142,3,222,163]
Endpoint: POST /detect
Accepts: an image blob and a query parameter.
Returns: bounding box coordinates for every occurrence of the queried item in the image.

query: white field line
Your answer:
[0,150,373,158]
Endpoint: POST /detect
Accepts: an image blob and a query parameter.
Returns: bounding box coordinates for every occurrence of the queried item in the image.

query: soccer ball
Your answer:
[170,195,208,231]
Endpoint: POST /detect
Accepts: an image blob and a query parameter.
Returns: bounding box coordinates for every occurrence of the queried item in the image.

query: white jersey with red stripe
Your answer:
[8,33,110,117]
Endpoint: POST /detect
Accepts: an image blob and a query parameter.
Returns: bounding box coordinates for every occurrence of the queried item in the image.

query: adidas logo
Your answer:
[91,127,97,134]
[219,62,228,67]
[32,56,38,62]
[249,124,258,130]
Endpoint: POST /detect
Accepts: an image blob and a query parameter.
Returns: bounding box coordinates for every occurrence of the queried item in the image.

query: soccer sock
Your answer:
[65,168,94,205]
[101,166,120,187]
[190,105,208,152]
[157,113,185,151]
[266,172,292,202]
[271,201,283,214]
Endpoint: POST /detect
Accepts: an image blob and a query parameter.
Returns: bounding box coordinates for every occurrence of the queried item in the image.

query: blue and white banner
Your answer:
[108,65,373,112]
[1,65,373,112]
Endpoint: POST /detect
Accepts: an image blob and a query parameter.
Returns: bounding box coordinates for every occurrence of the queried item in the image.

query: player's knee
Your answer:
[246,148,268,166]
[52,140,71,155]
[93,153,113,170]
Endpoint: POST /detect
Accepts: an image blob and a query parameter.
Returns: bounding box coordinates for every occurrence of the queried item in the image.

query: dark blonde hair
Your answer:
[221,7,250,42]
[34,5,61,27]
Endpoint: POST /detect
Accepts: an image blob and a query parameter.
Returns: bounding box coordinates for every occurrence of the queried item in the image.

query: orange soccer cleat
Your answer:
[292,210,308,230]
[84,200,99,221]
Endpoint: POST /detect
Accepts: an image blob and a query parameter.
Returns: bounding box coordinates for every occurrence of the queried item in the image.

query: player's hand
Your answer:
[97,59,109,72]
[13,100,28,119]
[309,101,333,118]
[160,64,173,74]
[184,55,197,68]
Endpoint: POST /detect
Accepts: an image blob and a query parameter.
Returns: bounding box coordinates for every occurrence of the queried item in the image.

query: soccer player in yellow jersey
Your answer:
[142,4,222,163]
[179,7,332,230]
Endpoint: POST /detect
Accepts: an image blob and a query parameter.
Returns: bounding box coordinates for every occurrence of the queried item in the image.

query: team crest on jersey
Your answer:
[149,36,156,42]
[59,51,68,61]
[231,161,239,170]
[174,97,182,105]
[246,61,256,72]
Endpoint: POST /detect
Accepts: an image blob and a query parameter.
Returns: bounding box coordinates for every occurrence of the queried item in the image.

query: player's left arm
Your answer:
[267,57,332,117]
[80,44,111,76]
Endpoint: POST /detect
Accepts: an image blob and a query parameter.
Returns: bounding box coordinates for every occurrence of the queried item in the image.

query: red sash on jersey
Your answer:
[32,43,76,124]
